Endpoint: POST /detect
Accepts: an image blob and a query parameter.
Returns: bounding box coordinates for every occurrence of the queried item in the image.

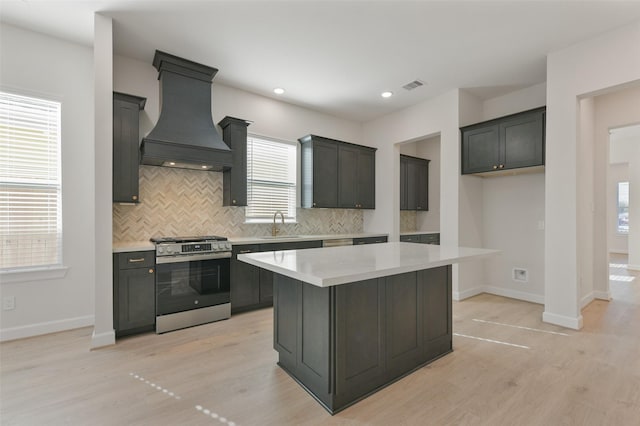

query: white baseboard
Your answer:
[593,290,611,301]
[0,315,94,342]
[543,311,583,330]
[483,286,544,304]
[454,286,485,301]
[91,329,115,349]
[580,293,595,309]
[628,264,640,271]
[609,250,628,255]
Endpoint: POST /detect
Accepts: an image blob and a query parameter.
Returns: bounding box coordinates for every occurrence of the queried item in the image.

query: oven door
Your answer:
[155,253,230,316]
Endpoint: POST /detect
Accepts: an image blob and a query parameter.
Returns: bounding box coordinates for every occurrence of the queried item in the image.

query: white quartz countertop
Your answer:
[113,241,155,253]
[238,242,499,287]
[228,233,388,245]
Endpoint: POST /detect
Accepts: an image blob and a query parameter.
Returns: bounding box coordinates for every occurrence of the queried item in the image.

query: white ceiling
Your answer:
[3,1,640,122]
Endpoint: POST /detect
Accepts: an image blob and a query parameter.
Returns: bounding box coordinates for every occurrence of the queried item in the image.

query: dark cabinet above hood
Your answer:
[140,50,232,171]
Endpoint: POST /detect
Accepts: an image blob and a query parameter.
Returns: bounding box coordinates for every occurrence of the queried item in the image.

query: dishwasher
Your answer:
[322,238,353,247]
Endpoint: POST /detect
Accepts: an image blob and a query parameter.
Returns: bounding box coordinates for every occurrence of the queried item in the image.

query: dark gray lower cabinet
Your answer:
[231,240,322,313]
[273,265,452,414]
[352,236,388,245]
[400,233,440,245]
[113,251,155,337]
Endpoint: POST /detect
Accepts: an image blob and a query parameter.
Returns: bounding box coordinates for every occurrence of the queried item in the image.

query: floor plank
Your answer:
[1,256,638,425]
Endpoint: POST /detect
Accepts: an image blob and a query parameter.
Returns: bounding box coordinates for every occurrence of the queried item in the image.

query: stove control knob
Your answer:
[225,242,232,250]
[158,247,165,254]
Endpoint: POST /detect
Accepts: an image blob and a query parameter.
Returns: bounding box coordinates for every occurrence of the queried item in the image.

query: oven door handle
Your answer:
[156,252,232,264]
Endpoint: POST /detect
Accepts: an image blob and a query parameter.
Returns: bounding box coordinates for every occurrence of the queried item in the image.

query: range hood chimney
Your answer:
[140,50,232,171]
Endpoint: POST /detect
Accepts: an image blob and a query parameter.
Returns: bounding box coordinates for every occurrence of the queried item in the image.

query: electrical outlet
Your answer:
[3,296,16,310]
[513,268,528,282]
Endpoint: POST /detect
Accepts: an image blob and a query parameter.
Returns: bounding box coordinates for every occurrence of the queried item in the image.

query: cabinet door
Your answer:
[259,269,274,303]
[353,236,388,245]
[335,278,386,405]
[338,144,359,208]
[400,234,419,243]
[400,156,408,210]
[415,160,429,211]
[419,233,440,245]
[231,245,260,311]
[500,110,544,170]
[219,117,250,206]
[461,124,500,174]
[406,159,419,210]
[116,266,155,332]
[385,272,423,377]
[356,148,375,209]
[420,266,452,362]
[113,98,141,203]
[312,140,339,208]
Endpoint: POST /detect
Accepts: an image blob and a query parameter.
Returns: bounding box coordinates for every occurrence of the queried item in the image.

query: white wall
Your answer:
[608,163,629,254]
[545,20,640,329]
[478,83,547,303]
[362,90,469,295]
[483,173,545,303]
[577,97,595,308]
[92,14,115,348]
[593,87,640,295]
[0,24,96,341]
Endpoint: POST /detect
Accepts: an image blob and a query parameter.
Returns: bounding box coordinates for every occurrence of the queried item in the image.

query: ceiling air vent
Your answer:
[402,80,425,91]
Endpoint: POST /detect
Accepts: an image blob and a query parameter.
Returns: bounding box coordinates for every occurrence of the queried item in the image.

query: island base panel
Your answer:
[273,265,452,414]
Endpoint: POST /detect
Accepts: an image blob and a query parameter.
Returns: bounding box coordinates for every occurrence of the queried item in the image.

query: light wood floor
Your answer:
[1,257,639,425]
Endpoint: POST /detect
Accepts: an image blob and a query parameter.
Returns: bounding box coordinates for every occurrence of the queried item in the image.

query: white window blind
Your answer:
[0,91,62,270]
[246,135,297,222]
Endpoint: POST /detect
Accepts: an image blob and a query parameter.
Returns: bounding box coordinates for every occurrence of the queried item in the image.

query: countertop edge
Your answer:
[239,244,500,287]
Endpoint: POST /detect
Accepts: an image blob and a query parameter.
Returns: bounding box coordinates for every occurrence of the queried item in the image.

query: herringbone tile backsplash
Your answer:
[400,211,417,233]
[113,166,364,243]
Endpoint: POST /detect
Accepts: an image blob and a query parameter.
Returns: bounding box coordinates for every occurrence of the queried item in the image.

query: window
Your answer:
[617,181,629,234]
[0,91,62,270]
[246,135,297,222]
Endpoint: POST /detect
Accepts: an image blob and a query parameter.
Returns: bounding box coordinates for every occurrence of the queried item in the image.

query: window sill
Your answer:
[0,265,69,284]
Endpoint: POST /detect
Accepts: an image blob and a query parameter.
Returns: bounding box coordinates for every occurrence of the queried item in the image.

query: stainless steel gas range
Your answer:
[151,236,232,333]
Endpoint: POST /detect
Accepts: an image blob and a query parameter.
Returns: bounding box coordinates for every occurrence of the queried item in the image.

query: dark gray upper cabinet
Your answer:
[300,135,339,208]
[400,155,429,211]
[218,116,251,206]
[300,134,376,209]
[461,106,545,175]
[113,92,146,203]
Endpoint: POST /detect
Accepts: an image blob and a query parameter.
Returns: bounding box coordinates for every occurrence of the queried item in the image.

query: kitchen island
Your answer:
[238,242,498,414]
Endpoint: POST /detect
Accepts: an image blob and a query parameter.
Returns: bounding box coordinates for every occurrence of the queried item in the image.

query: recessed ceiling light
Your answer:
[273,87,285,95]
[381,91,393,98]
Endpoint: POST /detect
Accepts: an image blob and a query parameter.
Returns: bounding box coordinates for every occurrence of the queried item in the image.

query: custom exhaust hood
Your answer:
[140,50,232,171]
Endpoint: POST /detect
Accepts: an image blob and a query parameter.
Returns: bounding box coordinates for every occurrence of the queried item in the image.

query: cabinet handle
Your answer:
[232,199,236,204]
[499,164,504,169]
[132,195,138,201]
[313,202,317,207]
[239,250,253,254]
[148,269,154,274]
[128,257,145,263]
[492,165,498,170]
